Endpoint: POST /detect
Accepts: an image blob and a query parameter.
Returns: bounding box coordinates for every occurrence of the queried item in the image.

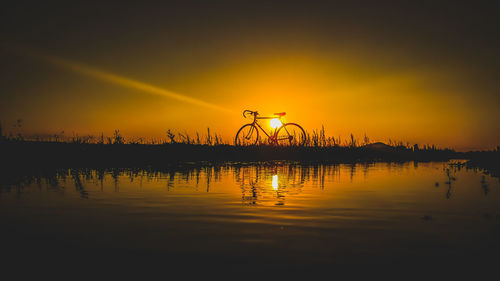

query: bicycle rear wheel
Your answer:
[276,123,306,146]
[235,124,259,145]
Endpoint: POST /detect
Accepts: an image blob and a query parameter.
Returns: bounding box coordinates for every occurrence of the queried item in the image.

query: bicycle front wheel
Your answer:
[276,123,306,146]
[235,124,259,146]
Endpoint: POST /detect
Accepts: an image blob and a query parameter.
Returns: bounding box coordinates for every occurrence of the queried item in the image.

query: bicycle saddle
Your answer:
[274,112,286,117]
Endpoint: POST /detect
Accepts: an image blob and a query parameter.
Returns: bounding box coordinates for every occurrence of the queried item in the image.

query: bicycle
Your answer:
[235,110,306,146]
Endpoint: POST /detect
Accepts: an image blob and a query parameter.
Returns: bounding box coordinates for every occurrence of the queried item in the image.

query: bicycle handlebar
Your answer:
[242,110,258,118]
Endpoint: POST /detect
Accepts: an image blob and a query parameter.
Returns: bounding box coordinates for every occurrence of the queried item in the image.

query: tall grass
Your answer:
[0,119,451,151]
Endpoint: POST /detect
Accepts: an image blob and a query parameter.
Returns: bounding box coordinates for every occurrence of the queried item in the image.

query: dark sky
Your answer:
[1,1,499,150]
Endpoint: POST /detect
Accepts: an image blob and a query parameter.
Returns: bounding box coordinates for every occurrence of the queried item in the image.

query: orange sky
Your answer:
[1,2,499,151]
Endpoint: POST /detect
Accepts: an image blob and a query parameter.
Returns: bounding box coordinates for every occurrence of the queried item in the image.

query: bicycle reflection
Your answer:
[235,165,307,206]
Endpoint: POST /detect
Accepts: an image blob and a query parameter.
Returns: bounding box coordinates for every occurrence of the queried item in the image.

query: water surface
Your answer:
[1,161,499,275]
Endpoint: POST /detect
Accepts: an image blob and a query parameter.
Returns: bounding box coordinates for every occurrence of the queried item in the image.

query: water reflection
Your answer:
[1,161,498,203]
[481,175,489,195]
[234,164,311,205]
[272,174,278,190]
[1,160,500,273]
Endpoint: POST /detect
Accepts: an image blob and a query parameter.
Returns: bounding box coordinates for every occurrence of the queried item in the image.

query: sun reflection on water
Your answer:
[272,174,278,190]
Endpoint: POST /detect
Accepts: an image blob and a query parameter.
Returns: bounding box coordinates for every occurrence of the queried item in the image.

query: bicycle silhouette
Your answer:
[235,110,306,146]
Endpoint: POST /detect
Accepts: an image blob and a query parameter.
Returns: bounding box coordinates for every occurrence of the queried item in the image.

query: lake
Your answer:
[1,161,499,277]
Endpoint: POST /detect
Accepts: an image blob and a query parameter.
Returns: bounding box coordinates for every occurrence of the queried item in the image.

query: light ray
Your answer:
[2,43,234,113]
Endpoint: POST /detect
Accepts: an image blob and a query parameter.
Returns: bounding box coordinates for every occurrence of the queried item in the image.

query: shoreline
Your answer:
[0,139,462,168]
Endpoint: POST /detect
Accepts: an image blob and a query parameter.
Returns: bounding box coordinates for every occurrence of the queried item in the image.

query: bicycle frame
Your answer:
[237,109,305,146]
[247,113,282,143]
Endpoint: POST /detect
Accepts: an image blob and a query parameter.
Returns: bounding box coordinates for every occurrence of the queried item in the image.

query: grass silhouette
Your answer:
[1,120,497,170]
[0,125,449,149]
[0,125,468,168]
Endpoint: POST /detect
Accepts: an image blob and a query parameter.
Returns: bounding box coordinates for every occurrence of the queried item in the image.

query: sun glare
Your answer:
[270,118,282,129]
[272,174,278,190]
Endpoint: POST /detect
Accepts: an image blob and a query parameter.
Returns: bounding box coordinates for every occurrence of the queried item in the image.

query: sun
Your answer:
[270,118,282,129]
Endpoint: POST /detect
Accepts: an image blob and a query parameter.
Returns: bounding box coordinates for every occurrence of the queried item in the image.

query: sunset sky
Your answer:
[1,1,499,151]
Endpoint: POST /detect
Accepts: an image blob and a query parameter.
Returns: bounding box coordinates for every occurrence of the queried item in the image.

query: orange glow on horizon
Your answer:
[1,43,498,151]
